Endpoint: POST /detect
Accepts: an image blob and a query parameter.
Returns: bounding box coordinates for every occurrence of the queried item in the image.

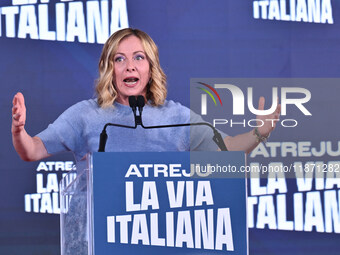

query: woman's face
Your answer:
[113,35,151,105]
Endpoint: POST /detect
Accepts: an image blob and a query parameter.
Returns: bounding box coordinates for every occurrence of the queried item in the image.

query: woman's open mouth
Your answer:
[123,77,139,86]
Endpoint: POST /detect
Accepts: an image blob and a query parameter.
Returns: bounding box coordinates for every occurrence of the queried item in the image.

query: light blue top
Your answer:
[37,99,226,161]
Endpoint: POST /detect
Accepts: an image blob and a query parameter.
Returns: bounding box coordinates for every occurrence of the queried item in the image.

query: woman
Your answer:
[12,28,280,162]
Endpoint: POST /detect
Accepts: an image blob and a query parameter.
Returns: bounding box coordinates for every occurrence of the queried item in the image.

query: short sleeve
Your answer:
[36,101,87,158]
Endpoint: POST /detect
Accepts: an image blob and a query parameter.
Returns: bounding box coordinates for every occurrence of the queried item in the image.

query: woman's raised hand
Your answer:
[12,92,26,134]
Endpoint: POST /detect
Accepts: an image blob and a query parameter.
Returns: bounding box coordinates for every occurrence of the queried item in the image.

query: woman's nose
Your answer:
[126,59,135,72]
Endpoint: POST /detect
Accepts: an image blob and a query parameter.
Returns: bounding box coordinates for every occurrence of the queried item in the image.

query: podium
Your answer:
[60,151,247,255]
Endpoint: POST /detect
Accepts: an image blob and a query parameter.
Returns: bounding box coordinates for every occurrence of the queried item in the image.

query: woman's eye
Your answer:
[135,55,145,61]
[115,56,124,62]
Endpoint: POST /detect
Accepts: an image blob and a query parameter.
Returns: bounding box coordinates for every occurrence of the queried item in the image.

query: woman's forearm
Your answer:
[12,129,49,161]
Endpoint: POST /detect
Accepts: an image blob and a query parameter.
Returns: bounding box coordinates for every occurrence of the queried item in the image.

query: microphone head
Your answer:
[128,96,137,108]
[137,95,145,108]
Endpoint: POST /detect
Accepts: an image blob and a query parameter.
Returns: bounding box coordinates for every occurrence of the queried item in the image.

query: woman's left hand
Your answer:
[256,96,281,137]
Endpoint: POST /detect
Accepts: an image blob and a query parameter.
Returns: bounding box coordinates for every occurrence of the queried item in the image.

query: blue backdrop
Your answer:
[1,0,340,254]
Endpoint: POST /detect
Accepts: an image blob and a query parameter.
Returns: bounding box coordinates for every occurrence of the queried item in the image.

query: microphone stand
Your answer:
[98,96,228,152]
[98,96,143,152]
[98,122,136,152]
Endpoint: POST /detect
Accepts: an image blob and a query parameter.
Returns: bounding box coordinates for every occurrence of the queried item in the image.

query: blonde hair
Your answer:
[95,28,167,108]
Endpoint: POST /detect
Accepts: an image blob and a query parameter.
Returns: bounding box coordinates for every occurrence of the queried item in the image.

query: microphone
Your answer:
[98,130,108,152]
[128,96,137,114]
[130,95,144,125]
[136,95,145,113]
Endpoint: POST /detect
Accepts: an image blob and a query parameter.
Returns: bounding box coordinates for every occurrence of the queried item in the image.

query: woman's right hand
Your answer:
[11,92,50,161]
[12,92,26,134]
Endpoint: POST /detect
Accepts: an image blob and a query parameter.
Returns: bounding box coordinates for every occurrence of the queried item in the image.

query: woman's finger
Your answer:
[12,92,26,126]
[16,92,25,108]
[258,96,265,111]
